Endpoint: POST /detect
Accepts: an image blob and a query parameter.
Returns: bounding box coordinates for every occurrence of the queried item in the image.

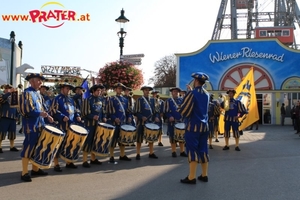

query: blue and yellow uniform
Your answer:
[208,97,221,149]
[179,72,210,184]
[135,86,160,160]
[107,83,133,162]
[221,89,247,151]
[19,87,46,158]
[80,84,106,167]
[19,73,50,182]
[165,95,183,143]
[135,94,159,143]
[50,83,81,170]
[0,85,19,152]
[51,93,80,131]
[81,88,106,153]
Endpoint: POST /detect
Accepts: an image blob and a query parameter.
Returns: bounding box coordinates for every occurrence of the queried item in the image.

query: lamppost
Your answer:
[10,31,15,85]
[18,41,23,85]
[115,8,129,60]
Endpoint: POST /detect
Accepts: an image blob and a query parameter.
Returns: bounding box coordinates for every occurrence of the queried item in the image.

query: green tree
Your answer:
[149,54,176,87]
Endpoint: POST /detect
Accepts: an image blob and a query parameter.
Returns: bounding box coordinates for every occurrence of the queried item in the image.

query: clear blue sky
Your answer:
[1,0,299,84]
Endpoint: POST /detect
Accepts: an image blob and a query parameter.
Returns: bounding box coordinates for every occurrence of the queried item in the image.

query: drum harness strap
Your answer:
[115,96,126,124]
[171,97,183,123]
[142,96,153,122]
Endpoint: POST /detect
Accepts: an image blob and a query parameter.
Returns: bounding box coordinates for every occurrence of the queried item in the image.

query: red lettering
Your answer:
[68,11,76,21]
[46,10,56,20]
[54,10,62,21]
[29,10,40,23]
[61,11,68,20]
[38,11,47,22]
[1,15,10,21]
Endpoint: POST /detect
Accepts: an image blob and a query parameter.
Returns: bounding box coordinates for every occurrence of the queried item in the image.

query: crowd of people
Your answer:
[0,72,257,184]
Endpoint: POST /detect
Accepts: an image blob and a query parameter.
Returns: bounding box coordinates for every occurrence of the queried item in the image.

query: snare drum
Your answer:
[174,123,186,142]
[60,124,89,163]
[30,125,65,169]
[92,122,115,157]
[144,123,160,143]
[120,124,136,145]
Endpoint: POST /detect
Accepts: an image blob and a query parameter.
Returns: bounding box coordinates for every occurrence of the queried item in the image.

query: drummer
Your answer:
[72,86,84,111]
[164,87,187,157]
[107,83,133,163]
[151,90,164,147]
[135,86,160,160]
[19,73,54,182]
[81,84,107,168]
[50,82,82,171]
[0,84,19,153]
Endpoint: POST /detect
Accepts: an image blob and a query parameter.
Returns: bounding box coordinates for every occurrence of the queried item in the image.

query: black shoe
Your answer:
[235,146,241,151]
[172,152,177,157]
[197,175,208,182]
[223,146,229,150]
[130,144,136,147]
[66,163,77,169]
[136,154,140,160]
[180,176,196,184]
[180,152,188,157]
[54,165,62,172]
[215,139,219,142]
[82,161,91,168]
[149,153,158,159]
[158,142,164,146]
[10,147,19,152]
[0,148,3,153]
[90,159,102,165]
[19,128,23,134]
[21,173,32,182]
[119,155,131,161]
[31,169,48,176]
[108,157,115,163]
[209,145,213,149]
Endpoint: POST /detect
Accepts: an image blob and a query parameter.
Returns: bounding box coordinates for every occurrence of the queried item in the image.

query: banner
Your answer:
[219,67,259,132]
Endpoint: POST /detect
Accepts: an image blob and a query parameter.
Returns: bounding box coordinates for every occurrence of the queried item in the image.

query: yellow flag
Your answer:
[218,67,259,132]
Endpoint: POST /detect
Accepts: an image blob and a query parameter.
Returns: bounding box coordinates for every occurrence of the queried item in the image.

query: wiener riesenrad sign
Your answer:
[41,65,81,76]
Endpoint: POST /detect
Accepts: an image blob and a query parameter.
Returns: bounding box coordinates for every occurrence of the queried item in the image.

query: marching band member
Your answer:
[221,89,247,151]
[151,90,164,146]
[81,84,106,168]
[208,94,221,149]
[135,86,160,160]
[179,72,210,184]
[108,83,133,163]
[19,73,54,182]
[72,86,84,111]
[51,82,82,171]
[0,84,19,153]
[123,87,135,126]
[165,87,187,157]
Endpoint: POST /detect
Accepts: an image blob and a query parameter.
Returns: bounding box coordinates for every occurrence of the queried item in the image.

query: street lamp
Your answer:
[115,8,129,60]
[10,31,15,85]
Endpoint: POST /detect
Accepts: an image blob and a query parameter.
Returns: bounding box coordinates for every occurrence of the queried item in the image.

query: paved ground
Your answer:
[0,124,299,200]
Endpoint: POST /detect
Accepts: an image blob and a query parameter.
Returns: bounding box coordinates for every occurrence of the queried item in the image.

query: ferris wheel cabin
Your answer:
[254,27,294,45]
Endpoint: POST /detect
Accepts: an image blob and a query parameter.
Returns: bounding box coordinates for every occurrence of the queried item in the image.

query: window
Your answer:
[282,30,290,36]
[259,30,267,37]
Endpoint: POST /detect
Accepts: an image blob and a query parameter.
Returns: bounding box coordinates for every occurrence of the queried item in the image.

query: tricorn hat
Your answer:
[191,72,209,82]
[25,73,45,81]
[169,87,181,92]
[140,86,153,91]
